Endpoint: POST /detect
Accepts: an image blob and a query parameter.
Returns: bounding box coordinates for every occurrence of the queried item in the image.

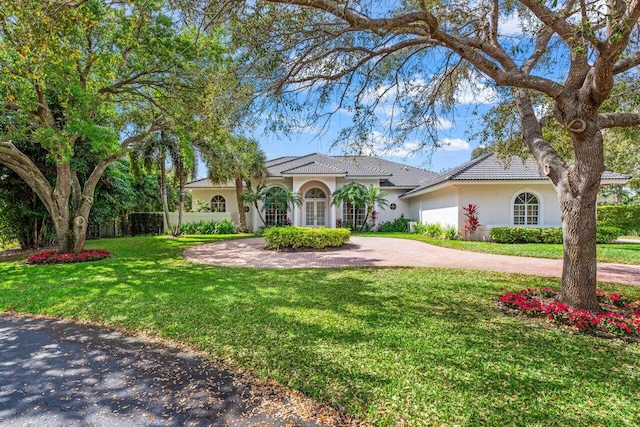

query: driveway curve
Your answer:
[0,315,342,427]
[184,237,640,285]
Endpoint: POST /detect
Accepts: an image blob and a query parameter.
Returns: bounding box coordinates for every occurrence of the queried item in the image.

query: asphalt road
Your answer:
[0,315,336,427]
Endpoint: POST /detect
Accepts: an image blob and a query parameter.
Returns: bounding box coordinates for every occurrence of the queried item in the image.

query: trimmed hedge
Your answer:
[490,226,624,244]
[264,226,351,250]
[596,226,625,244]
[181,219,236,235]
[597,205,640,234]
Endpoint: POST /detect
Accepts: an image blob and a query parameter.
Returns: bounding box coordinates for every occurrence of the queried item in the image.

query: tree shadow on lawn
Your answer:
[3,258,640,425]
[0,315,323,427]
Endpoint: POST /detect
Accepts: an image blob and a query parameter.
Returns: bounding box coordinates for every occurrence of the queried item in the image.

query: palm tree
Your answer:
[361,185,389,231]
[130,132,181,234]
[171,140,198,236]
[241,182,268,227]
[331,181,367,229]
[205,135,267,232]
[262,187,302,226]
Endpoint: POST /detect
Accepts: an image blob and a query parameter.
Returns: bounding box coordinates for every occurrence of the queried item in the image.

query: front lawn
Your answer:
[366,232,640,264]
[2,235,640,426]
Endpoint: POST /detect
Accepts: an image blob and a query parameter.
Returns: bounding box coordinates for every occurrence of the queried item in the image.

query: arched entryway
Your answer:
[304,187,328,227]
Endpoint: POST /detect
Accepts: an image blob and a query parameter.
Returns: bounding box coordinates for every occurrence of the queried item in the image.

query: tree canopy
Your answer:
[0,0,224,252]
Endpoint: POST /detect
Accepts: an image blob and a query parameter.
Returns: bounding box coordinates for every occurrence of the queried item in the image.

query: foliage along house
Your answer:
[185,152,631,238]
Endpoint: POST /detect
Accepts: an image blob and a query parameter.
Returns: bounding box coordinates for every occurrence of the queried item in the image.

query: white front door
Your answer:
[304,188,327,227]
[305,200,326,226]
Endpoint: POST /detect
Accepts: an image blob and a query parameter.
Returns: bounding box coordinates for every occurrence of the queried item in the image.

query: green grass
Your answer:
[363,232,640,264]
[2,235,640,425]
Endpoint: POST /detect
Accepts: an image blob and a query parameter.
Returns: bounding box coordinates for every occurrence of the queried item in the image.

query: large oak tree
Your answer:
[195,0,640,311]
[0,0,221,253]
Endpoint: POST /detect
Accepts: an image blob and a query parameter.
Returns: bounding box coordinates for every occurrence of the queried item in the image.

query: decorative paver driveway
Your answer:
[184,237,640,285]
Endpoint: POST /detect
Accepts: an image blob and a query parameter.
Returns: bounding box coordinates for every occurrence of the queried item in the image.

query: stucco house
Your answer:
[185,152,631,238]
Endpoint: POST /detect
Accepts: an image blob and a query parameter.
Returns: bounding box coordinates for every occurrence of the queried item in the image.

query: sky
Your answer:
[247,92,496,174]
[235,12,529,175]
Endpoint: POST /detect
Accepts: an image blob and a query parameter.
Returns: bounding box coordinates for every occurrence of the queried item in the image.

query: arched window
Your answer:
[305,188,326,199]
[264,187,288,226]
[513,192,539,225]
[210,195,226,212]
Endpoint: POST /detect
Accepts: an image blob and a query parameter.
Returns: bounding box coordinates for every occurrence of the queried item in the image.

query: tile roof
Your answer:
[185,177,235,188]
[265,153,437,187]
[402,153,633,197]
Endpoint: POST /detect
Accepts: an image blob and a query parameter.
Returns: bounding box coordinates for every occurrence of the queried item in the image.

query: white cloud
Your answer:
[499,14,523,36]
[359,131,422,158]
[454,80,497,105]
[438,138,471,152]
[436,118,453,130]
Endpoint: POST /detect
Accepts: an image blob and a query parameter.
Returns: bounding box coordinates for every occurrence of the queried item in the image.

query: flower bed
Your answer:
[27,249,111,265]
[498,288,640,340]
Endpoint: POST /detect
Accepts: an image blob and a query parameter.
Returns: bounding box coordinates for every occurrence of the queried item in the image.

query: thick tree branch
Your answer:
[613,50,640,74]
[597,112,640,128]
[522,28,554,74]
[0,141,55,213]
[513,89,568,188]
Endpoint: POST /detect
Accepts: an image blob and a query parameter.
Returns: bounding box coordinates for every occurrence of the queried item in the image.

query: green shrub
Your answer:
[490,227,543,243]
[491,226,623,244]
[490,227,518,243]
[425,223,445,238]
[596,226,624,244]
[443,224,459,240]
[181,219,237,235]
[214,219,236,234]
[540,228,563,244]
[264,226,350,250]
[597,205,640,234]
[377,214,412,232]
[412,222,428,234]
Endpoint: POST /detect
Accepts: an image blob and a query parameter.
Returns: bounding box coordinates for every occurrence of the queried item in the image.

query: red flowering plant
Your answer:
[498,287,640,340]
[27,249,111,265]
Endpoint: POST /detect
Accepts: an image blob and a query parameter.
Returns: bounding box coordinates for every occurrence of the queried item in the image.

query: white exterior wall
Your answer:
[188,188,248,229]
[456,183,561,239]
[405,182,562,240]
[412,186,459,228]
[376,189,412,224]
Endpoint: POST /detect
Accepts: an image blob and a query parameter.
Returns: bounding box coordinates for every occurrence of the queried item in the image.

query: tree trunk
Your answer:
[557,187,602,311]
[175,172,185,236]
[555,126,605,312]
[160,157,171,234]
[235,175,248,232]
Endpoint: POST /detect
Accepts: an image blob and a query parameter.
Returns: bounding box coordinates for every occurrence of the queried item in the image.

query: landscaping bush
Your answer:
[377,214,412,232]
[597,205,640,234]
[499,287,640,339]
[491,226,623,244]
[413,222,458,240]
[264,226,350,250]
[181,219,237,235]
[425,223,445,238]
[443,224,459,240]
[27,249,111,265]
[596,226,624,243]
[540,227,563,244]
